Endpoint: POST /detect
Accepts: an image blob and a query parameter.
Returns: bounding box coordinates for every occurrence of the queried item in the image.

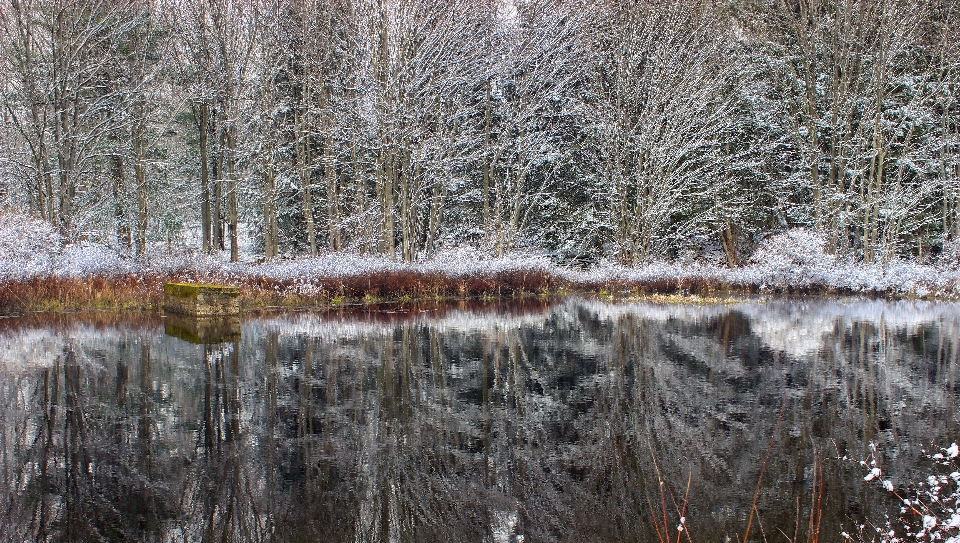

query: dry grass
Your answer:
[582,277,732,296]
[0,269,569,314]
[0,267,804,315]
[0,275,165,314]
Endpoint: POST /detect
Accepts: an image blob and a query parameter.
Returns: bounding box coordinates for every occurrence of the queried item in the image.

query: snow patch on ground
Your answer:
[1,214,958,297]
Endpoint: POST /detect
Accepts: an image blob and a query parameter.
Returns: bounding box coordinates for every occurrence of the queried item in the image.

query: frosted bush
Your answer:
[749,229,837,287]
[426,247,553,277]
[56,243,134,277]
[849,442,960,543]
[940,238,960,269]
[0,212,61,280]
[141,244,239,275]
[0,212,132,279]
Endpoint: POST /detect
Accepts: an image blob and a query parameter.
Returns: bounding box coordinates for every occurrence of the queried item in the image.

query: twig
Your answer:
[743,393,787,543]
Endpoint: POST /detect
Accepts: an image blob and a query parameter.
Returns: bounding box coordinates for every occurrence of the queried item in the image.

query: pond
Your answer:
[1,297,958,542]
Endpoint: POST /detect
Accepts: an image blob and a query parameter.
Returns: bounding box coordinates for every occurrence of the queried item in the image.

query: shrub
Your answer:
[749,229,837,287]
[0,212,61,280]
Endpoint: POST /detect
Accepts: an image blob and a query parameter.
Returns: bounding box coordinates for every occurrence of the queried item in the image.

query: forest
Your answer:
[1,0,959,270]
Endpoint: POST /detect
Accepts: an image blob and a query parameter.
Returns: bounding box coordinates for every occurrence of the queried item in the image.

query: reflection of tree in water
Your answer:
[174,340,269,542]
[1,341,178,542]
[1,300,959,542]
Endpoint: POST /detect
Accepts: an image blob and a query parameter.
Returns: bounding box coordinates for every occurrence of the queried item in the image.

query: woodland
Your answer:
[0,0,959,271]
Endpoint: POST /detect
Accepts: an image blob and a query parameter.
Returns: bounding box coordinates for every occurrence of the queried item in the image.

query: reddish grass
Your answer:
[0,268,764,315]
[0,275,165,314]
[0,270,565,314]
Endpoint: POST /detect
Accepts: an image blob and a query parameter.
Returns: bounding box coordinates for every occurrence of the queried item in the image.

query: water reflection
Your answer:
[164,315,241,344]
[1,298,958,542]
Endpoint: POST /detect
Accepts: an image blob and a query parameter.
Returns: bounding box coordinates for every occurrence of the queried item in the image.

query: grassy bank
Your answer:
[1,263,955,315]
[0,268,570,314]
[4,215,960,313]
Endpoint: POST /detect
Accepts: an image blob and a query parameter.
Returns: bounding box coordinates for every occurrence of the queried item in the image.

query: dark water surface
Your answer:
[2,298,959,542]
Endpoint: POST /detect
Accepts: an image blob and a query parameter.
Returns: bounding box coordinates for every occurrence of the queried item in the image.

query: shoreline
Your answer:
[0,265,956,315]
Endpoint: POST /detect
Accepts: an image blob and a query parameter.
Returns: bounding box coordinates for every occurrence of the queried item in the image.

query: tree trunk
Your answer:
[263,156,278,259]
[111,155,130,250]
[199,102,212,254]
[427,178,444,257]
[322,86,339,251]
[482,81,492,231]
[54,89,76,237]
[300,134,316,256]
[134,123,148,259]
[298,97,316,255]
[324,142,339,251]
[720,218,738,267]
[381,151,396,259]
[224,127,239,262]
[400,148,413,262]
[211,111,223,252]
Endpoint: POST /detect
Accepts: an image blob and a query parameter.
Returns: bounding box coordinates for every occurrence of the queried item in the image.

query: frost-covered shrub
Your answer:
[0,212,137,280]
[426,247,554,277]
[55,243,134,277]
[749,229,837,287]
[849,442,960,543]
[751,228,835,269]
[939,238,960,269]
[140,245,238,275]
[0,212,61,279]
[0,212,62,258]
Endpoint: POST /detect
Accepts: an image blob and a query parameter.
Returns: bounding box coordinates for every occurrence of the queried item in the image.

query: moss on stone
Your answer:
[164,282,240,299]
[163,282,241,316]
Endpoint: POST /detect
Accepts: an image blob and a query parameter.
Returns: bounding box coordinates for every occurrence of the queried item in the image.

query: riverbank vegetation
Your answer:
[2,211,960,313]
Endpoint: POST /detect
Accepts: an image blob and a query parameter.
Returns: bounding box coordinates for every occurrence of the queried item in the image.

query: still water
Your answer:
[1,298,959,542]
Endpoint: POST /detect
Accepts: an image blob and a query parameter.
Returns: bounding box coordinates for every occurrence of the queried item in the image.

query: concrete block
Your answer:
[163,282,241,317]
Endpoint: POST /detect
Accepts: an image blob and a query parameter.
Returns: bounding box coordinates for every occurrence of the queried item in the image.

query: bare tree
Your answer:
[1,0,147,237]
[756,0,943,263]
[171,0,257,261]
[588,1,740,264]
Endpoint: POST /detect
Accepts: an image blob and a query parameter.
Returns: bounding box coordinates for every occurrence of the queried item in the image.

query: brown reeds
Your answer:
[0,275,165,314]
[582,276,751,296]
[0,266,839,315]
[0,269,568,315]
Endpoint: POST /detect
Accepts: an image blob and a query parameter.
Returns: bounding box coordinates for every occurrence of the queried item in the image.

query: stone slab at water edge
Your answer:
[163,283,241,316]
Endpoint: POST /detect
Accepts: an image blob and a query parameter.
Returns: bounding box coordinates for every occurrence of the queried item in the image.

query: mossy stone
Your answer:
[163,282,241,316]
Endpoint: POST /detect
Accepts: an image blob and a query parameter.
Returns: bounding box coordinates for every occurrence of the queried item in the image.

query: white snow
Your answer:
[860,441,960,543]
[2,216,960,301]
